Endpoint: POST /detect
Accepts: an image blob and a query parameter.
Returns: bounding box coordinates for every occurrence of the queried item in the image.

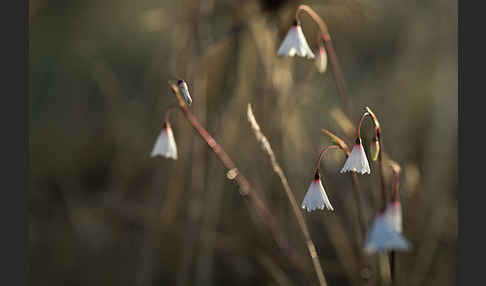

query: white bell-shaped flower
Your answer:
[301,171,334,212]
[364,213,411,254]
[178,79,192,106]
[151,123,178,160]
[277,22,315,59]
[340,137,371,174]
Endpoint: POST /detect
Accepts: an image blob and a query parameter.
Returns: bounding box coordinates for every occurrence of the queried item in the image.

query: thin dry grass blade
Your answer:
[248,103,328,286]
[321,128,350,155]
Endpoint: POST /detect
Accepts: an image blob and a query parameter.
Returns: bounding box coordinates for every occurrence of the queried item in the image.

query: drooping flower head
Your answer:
[301,170,334,212]
[277,21,315,59]
[364,212,411,254]
[340,137,371,174]
[151,121,178,159]
[177,79,192,106]
[315,45,328,73]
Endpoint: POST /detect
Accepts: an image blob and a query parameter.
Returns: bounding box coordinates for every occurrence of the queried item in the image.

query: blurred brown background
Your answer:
[29,0,457,285]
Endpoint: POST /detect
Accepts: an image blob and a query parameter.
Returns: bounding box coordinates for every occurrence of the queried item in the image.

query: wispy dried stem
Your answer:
[320,129,350,155]
[168,82,307,276]
[247,103,328,286]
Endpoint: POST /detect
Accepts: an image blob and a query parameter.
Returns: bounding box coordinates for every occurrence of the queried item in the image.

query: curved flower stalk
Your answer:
[340,109,378,175]
[151,111,178,159]
[293,4,351,114]
[361,107,389,207]
[277,20,315,58]
[365,107,381,161]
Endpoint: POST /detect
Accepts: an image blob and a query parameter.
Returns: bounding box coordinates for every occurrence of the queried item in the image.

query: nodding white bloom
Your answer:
[177,80,192,106]
[277,22,315,59]
[315,45,328,73]
[151,123,178,159]
[340,137,371,175]
[301,171,334,212]
[384,201,402,233]
[364,213,411,254]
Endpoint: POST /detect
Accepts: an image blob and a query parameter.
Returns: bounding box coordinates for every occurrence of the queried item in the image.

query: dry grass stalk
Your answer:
[247,103,328,286]
[168,82,309,277]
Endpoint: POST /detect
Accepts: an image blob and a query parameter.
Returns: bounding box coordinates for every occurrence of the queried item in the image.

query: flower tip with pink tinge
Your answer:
[301,174,334,212]
[151,124,178,160]
[340,138,371,175]
[364,214,411,254]
[277,23,315,59]
[177,79,192,106]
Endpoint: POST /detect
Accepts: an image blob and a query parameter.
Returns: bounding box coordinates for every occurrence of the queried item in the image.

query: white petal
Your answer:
[277,28,295,56]
[340,144,371,174]
[294,26,315,58]
[151,127,178,160]
[277,25,315,59]
[364,215,411,254]
[301,180,334,212]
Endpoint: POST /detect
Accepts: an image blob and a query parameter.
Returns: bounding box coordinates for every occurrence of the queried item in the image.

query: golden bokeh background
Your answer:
[30,0,457,285]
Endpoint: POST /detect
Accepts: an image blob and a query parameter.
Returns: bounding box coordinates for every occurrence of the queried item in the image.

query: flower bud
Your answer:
[177,80,192,106]
[315,45,328,73]
[370,137,380,161]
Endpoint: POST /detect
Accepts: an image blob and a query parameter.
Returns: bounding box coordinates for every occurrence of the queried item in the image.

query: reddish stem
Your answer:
[168,82,308,275]
[360,108,387,212]
[357,111,370,139]
[391,168,401,202]
[296,5,352,116]
[315,145,341,172]
[164,106,178,126]
[389,164,401,285]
